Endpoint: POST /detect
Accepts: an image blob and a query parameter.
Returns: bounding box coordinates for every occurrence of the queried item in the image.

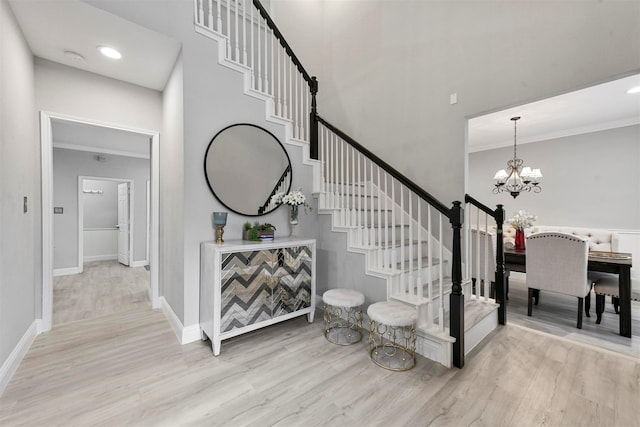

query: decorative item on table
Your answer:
[270,188,312,237]
[213,212,228,244]
[493,116,542,199]
[508,210,536,251]
[243,221,276,241]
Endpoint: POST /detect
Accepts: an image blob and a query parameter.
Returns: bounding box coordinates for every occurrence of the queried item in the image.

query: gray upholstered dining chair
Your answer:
[593,276,640,324]
[526,232,592,329]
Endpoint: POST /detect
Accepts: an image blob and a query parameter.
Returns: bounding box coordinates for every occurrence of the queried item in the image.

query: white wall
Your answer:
[53,148,150,268]
[83,179,118,229]
[0,0,40,373]
[468,125,640,230]
[271,1,640,205]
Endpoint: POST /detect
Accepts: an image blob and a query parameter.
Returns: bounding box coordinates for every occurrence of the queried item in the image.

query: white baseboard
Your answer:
[83,254,117,262]
[131,260,148,268]
[0,320,39,395]
[159,297,200,345]
[53,266,82,277]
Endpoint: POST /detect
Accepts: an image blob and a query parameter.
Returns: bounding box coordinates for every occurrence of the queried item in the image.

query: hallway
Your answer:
[53,260,150,325]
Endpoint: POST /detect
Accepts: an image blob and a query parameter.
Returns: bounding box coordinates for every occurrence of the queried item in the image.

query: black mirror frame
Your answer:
[203,123,293,217]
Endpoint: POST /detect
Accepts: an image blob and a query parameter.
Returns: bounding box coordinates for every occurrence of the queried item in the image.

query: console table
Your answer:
[200,238,316,355]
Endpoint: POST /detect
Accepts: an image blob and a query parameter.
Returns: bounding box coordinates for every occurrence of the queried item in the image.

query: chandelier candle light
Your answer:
[493,116,542,198]
[271,188,312,237]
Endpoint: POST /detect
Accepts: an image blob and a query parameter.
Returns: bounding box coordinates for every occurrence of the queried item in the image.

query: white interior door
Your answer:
[117,182,130,266]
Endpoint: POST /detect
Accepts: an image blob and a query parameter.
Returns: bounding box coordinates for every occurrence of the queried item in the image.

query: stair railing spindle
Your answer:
[351,145,356,227]
[250,5,254,89]
[483,213,489,301]
[391,178,396,271]
[263,22,268,93]
[438,215,444,332]
[400,185,405,293]
[427,205,433,327]
[226,0,231,55]
[475,207,480,299]
[376,166,383,268]
[357,152,363,245]
[408,192,414,297]
[417,200,423,299]
[234,0,239,61]
[384,174,389,269]
[242,0,247,64]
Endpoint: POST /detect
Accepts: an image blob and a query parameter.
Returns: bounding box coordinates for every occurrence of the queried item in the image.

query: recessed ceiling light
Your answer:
[63,50,85,62]
[97,46,122,60]
[627,86,640,94]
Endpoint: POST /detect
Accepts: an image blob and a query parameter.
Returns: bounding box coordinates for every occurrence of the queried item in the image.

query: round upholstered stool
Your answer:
[323,288,365,345]
[367,301,417,371]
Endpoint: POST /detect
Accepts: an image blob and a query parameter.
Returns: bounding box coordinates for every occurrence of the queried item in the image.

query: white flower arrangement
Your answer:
[271,188,312,213]
[508,210,537,231]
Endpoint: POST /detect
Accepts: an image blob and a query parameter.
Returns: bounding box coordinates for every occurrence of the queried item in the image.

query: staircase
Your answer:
[192,0,499,368]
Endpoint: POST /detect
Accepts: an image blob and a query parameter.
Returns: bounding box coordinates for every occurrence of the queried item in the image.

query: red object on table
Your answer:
[515,229,526,251]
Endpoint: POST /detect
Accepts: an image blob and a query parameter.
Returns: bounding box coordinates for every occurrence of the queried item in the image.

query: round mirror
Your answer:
[204,123,292,216]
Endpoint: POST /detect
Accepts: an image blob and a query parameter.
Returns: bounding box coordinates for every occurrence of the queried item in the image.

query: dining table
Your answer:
[503,247,633,338]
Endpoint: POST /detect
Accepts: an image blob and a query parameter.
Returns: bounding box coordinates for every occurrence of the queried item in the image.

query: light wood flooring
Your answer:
[53,260,150,325]
[2,304,639,426]
[506,273,640,359]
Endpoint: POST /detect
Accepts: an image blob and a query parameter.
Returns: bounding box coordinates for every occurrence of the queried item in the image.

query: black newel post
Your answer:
[494,204,507,325]
[449,201,464,369]
[309,76,319,160]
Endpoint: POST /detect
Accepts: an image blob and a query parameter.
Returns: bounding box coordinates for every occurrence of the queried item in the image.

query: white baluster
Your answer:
[269,31,274,96]
[383,174,389,269]
[216,0,222,32]
[226,0,231,56]
[400,186,405,293]
[207,0,214,29]
[343,141,349,227]
[196,0,203,26]
[234,0,239,61]
[276,41,281,116]
[293,69,298,139]
[333,133,338,211]
[369,162,375,246]
[299,73,304,139]
[242,0,247,64]
[484,213,489,301]
[340,139,346,226]
[427,205,433,328]
[391,179,396,270]
[417,201,423,299]
[408,192,413,297]
[263,23,268,93]
[376,166,383,268]
[256,17,262,92]
[250,5,254,89]
[438,215,444,332]
[357,152,363,246]
[351,145,356,227]
[282,47,288,118]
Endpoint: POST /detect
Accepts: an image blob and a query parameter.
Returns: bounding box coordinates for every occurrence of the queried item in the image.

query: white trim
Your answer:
[145,180,150,268]
[131,260,147,268]
[83,255,118,262]
[0,320,39,395]
[40,111,161,332]
[160,297,200,345]
[79,176,134,270]
[53,266,82,277]
[53,142,150,159]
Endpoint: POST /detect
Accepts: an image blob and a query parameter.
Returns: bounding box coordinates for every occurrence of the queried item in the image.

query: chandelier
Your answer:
[493,116,542,199]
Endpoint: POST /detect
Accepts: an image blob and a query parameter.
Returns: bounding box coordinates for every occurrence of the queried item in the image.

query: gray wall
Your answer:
[271,1,640,205]
[53,148,150,268]
[0,0,40,369]
[90,0,317,329]
[161,51,185,321]
[469,125,640,230]
[83,179,118,229]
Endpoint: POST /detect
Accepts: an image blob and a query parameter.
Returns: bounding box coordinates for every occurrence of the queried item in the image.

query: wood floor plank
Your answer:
[2,263,639,426]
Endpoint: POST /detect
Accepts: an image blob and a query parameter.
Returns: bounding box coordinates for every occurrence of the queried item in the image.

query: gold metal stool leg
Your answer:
[368,320,416,371]
[323,303,363,345]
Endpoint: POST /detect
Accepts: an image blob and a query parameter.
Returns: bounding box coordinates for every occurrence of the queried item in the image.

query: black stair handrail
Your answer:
[258,165,292,214]
[252,0,313,87]
[317,116,453,219]
[464,194,507,326]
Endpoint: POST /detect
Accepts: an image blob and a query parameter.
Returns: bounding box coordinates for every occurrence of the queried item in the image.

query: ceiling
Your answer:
[469,73,640,152]
[9,0,181,91]
[52,119,151,158]
[8,1,639,153]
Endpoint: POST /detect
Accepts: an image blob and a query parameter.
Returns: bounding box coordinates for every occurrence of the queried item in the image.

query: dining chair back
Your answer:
[526,232,592,328]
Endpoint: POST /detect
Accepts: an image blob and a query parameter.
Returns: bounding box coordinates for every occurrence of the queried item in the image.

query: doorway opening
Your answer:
[41,111,160,332]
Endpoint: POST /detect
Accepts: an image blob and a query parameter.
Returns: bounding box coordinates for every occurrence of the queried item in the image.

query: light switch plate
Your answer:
[54,207,63,214]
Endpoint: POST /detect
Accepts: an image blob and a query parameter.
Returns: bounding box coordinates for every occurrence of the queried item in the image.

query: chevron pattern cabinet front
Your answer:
[200,239,316,355]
